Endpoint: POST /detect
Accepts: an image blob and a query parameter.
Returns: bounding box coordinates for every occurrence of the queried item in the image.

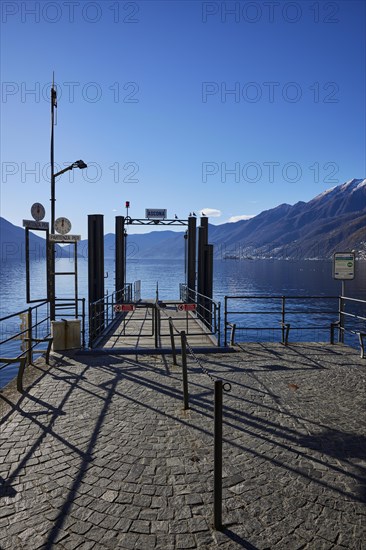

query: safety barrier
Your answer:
[0,297,85,391]
[224,295,366,354]
[88,284,133,347]
[168,310,230,530]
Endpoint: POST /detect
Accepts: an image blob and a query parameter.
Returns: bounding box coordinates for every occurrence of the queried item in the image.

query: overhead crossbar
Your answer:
[125,218,189,226]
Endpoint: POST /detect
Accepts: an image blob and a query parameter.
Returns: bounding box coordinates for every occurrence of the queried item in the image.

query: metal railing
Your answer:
[179,284,221,345]
[338,296,366,350]
[89,284,133,347]
[134,280,141,301]
[224,294,366,350]
[0,297,86,391]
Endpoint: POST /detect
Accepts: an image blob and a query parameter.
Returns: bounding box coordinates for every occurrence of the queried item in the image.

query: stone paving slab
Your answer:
[0,342,365,549]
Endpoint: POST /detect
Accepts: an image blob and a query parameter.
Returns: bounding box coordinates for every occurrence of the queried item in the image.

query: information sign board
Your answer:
[145,209,167,219]
[177,303,196,312]
[48,234,81,242]
[23,220,49,230]
[333,252,355,280]
[114,304,136,312]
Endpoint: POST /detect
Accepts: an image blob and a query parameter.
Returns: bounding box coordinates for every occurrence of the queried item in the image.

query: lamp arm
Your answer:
[54,164,74,178]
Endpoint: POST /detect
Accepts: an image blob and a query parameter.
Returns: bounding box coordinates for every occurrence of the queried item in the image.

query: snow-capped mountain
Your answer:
[1,179,365,261]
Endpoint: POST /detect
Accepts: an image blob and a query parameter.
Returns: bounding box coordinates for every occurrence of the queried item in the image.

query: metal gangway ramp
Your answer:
[88,286,221,353]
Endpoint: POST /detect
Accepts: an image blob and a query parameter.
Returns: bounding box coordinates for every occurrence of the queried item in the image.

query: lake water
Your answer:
[1,258,365,388]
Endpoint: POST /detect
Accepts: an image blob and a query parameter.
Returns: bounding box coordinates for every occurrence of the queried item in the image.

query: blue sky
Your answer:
[1,0,365,237]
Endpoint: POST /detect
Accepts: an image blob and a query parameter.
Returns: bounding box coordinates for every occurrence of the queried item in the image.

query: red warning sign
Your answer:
[114,304,135,312]
[177,303,196,312]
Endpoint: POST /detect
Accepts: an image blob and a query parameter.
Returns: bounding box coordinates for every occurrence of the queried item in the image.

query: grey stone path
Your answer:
[0,343,365,549]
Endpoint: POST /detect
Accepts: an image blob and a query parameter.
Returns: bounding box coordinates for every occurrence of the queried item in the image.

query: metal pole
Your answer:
[27,307,33,366]
[217,302,221,347]
[341,281,345,343]
[205,243,213,329]
[214,379,223,531]
[50,78,56,233]
[339,293,345,343]
[74,241,78,318]
[81,298,86,348]
[281,296,286,344]
[88,215,105,343]
[154,306,160,348]
[115,216,125,302]
[180,331,189,410]
[169,318,177,365]
[224,296,228,347]
[197,219,208,310]
[187,216,197,302]
[49,77,56,321]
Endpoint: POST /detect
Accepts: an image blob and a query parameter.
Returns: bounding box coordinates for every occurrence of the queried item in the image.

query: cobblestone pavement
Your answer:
[0,343,365,549]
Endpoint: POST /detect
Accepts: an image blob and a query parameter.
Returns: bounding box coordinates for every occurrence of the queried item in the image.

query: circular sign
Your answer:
[31,203,45,221]
[54,217,72,235]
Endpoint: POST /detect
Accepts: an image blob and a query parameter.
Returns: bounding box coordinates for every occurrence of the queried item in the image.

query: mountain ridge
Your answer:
[1,178,365,261]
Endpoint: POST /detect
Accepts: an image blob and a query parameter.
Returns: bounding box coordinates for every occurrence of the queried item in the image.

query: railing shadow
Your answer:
[1,346,365,548]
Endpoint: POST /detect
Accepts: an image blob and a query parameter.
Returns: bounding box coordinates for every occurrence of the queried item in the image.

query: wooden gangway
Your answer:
[95,300,219,352]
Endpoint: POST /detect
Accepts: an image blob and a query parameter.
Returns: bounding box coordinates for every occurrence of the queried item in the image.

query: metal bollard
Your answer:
[180,331,189,410]
[214,379,223,530]
[169,318,177,365]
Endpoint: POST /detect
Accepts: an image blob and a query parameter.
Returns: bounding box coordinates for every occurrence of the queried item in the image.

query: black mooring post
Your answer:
[197,217,208,320]
[204,243,214,329]
[88,215,105,343]
[115,216,125,303]
[214,379,223,531]
[187,216,197,302]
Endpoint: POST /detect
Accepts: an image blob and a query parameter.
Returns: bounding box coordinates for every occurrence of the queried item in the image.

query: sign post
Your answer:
[333,251,356,343]
[333,251,355,296]
[23,205,49,303]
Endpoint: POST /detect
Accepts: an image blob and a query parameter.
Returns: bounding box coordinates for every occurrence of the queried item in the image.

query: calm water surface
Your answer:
[1,258,365,388]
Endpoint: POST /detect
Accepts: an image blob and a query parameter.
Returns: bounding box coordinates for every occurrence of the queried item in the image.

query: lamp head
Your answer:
[73,160,87,169]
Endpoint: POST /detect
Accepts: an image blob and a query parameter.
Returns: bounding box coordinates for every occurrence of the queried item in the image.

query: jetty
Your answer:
[1,211,366,549]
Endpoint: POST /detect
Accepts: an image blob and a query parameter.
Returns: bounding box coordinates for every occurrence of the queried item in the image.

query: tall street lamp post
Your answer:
[49,78,87,320]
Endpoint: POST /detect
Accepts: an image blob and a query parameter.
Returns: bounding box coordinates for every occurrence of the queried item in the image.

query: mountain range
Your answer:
[1,179,365,262]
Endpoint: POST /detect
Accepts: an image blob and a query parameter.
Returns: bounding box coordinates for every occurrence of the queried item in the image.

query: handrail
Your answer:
[224,295,366,348]
[88,284,133,347]
[1,297,86,390]
[180,284,221,345]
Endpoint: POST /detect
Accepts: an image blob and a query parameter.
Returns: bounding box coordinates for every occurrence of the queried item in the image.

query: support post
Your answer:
[88,215,105,344]
[115,216,125,303]
[169,318,177,365]
[17,358,27,394]
[197,217,208,320]
[187,216,197,302]
[180,331,189,410]
[154,306,160,348]
[27,307,32,366]
[338,296,344,343]
[204,244,213,329]
[214,379,223,531]
[281,296,286,344]
[49,80,56,321]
